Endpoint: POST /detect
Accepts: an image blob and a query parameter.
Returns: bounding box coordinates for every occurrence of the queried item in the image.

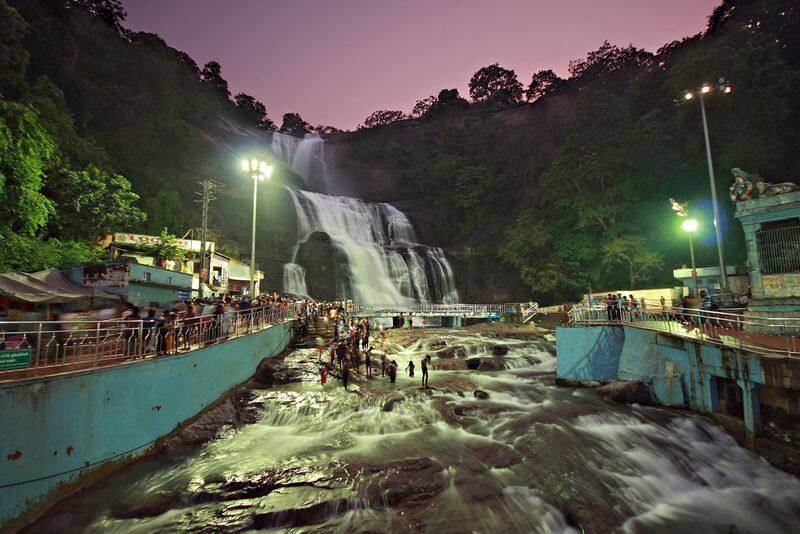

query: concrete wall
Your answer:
[556,325,800,437]
[556,326,624,382]
[0,322,293,527]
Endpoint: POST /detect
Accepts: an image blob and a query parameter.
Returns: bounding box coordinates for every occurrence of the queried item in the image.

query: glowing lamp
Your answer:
[723,86,732,94]
[241,159,250,171]
[684,91,693,100]
[682,219,699,233]
[701,84,711,94]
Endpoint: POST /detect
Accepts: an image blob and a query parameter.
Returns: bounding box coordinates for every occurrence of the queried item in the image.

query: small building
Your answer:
[735,189,800,320]
[672,265,750,300]
[208,252,263,296]
[68,261,194,308]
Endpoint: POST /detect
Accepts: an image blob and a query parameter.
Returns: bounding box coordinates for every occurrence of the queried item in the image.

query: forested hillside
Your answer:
[1,0,797,303]
[331,0,800,301]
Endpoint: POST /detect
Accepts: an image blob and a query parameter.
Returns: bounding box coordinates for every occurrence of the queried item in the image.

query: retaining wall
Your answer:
[556,325,800,437]
[0,321,293,527]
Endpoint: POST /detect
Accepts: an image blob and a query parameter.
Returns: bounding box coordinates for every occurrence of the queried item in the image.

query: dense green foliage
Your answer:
[346,0,800,302]
[0,0,144,272]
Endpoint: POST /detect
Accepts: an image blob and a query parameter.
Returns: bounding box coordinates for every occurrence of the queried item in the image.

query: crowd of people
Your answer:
[291,299,433,391]
[120,293,293,356]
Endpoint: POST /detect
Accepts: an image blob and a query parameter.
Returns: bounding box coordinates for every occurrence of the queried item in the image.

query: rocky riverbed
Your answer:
[27,325,800,533]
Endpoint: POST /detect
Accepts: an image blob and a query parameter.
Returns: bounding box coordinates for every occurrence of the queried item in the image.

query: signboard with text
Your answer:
[112,233,215,253]
[0,349,31,371]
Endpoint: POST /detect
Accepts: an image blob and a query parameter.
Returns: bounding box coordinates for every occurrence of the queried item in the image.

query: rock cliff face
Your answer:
[316,95,577,302]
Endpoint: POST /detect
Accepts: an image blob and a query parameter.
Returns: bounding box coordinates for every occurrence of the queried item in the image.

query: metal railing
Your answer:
[756,224,800,275]
[350,302,539,317]
[0,304,293,381]
[568,301,800,358]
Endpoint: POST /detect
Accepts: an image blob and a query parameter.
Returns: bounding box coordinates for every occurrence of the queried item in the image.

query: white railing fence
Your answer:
[567,301,799,358]
[0,304,292,379]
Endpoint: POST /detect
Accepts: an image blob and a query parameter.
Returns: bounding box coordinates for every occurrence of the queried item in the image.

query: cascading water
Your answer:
[272,132,458,304]
[285,188,458,303]
[271,132,328,193]
[30,331,800,532]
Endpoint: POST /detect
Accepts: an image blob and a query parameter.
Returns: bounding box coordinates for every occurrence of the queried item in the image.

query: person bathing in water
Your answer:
[387,360,398,383]
[342,358,351,390]
[320,364,327,386]
[421,355,431,387]
[406,359,415,378]
[365,348,373,378]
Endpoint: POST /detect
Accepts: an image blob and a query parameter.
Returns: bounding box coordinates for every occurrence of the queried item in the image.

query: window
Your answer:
[756,220,800,274]
[142,271,151,281]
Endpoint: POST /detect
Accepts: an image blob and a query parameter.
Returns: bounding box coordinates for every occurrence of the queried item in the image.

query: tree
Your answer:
[234,93,275,130]
[359,109,408,129]
[142,228,186,261]
[200,60,229,98]
[568,41,653,89]
[601,236,664,288]
[0,0,29,96]
[468,63,523,105]
[311,124,342,135]
[47,166,145,241]
[279,112,311,137]
[0,99,57,236]
[66,0,128,35]
[524,69,562,102]
[412,95,436,117]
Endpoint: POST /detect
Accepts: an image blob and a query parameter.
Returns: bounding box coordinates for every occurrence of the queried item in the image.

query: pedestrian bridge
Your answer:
[351,302,539,319]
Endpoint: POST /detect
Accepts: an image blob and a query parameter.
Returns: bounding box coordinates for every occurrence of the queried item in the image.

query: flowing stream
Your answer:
[274,132,458,304]
[28,330,800,533]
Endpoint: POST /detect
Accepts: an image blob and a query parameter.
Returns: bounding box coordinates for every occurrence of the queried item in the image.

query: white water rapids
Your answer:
[30,331,800,532]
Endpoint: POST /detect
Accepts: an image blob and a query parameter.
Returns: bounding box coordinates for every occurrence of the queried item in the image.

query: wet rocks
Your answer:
[382,392,405,412]
[489,344,509,356]
[437,346,466,358]
[473,389,490,400]
[596,380,653,405]
[465,357,508,371]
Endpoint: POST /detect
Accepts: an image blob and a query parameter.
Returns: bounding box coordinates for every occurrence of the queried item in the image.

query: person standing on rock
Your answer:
[421,355,431,387]
[408,313,414,329]
[342,358,351,390]
[365,348,373,378]
[406,359,415,378]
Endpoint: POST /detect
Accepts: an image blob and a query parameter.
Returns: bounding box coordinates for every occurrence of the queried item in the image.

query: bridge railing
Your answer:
[0,304,293,381]
[568,302,800,358]
[351,302,539,317]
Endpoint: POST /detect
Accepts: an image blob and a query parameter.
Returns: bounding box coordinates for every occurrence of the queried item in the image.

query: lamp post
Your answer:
[682,218,699,295]
[240,158,273,298]
[680,78,732,292]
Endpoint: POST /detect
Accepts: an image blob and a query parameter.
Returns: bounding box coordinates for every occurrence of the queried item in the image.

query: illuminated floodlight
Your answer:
[701,84,711,94]
[723,86,732,94]
[684,91,693,100]
[241,159,250,171]
[682,219,699,233]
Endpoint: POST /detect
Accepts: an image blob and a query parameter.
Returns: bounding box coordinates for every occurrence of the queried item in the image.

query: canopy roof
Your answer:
[0,270,122,304]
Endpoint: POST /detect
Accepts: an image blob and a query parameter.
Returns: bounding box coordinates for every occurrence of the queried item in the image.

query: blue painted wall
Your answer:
[556,326,624,382]
[0,322,293,527]
[557,325,767,435]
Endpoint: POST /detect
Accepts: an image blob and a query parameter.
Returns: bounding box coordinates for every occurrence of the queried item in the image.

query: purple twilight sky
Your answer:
[122,0,720,130]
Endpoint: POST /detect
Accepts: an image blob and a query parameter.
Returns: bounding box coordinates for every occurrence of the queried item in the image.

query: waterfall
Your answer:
[282,263,308,297]
[271,132,328,192]
[273,132,459,304]
[284,189,458,304]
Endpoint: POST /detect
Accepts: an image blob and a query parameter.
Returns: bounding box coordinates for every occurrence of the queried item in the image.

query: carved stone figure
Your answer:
[669,198,688,217]
[729,167,799,202]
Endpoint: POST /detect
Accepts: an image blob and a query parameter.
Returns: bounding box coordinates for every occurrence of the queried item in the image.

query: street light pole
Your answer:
[241,158,273,299]
[688,228,698,295]
[249,173,258,298]
[698,91,729,291]
[682,218,700,296]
